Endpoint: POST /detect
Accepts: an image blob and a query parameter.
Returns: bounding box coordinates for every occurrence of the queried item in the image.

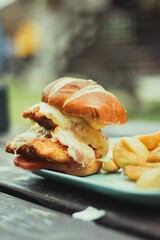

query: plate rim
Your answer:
[32,169,160,197]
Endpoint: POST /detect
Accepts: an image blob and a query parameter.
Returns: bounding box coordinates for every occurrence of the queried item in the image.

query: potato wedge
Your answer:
[135,131,160,151]
[122,137,149,161]
[113,137,149,168]
[125,165,152,181]
[102,158,119,173]
[136,168,160,189]
[140,162,160,168]
[125,162,160,181]
[147,147,160,162]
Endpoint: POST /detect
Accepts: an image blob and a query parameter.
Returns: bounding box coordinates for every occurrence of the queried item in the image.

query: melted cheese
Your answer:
[30,102,108,155]
[54,128,95,165]
[30,102,72,129]
[85,119,107,130]
[10,124,53,154]
[10,124,95,165]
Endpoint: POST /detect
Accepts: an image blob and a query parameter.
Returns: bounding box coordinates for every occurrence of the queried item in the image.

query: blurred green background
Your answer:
[0,0,159,131]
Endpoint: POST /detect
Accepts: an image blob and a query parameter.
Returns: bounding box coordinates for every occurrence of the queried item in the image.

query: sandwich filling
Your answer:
[23,102,108,156]
[7,102,108,167]
[8,123,95,166]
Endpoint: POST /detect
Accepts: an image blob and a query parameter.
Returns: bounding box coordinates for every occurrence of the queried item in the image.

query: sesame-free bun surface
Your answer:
[63,160,102,176]
[42,77,127,126]
[14,155,102,177]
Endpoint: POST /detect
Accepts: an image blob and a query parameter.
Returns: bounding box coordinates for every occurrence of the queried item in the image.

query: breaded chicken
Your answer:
[6,138,72,163]
[22,104,108,155]
[23,107,57,130]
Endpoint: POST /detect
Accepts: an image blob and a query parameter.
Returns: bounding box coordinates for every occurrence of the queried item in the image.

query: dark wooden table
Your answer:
[0,122,160,240]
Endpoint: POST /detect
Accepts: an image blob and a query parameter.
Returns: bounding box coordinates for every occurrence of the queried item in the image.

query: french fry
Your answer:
[109,131,160,190]
[147,147,160,162]
[102,158,119,173]
[136,168,160,189]
[113,137,149,168]
[135,131,160,151]
[122,137,149,161]
[125,161,160,181]
[125,165,153,181]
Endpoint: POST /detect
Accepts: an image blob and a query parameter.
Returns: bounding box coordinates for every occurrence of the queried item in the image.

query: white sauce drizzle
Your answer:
[54,128,95,165]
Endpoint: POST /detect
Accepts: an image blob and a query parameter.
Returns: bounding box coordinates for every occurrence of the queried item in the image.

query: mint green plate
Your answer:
[32,169,160,206]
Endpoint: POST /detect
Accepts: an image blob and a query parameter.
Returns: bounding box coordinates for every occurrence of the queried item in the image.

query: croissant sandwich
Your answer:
[6,77,127,176]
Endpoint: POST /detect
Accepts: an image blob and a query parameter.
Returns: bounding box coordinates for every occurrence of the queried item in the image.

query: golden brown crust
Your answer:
[6,134,102,176]
[6,138,71,163]
[63,160,102,176]
[42,77,127,125]
[5,140,14,154]
[23,107,57,130]
[6,136,101,172]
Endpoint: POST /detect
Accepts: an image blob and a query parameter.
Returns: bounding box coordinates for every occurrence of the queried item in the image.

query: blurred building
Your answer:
[0,0,160,114]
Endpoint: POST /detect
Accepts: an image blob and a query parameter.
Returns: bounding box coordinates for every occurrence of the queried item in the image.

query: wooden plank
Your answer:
[0,146,159,239]
[0,192,138,240]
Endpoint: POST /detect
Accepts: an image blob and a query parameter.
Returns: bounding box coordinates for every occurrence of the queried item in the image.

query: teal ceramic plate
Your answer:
[32,169,160,206]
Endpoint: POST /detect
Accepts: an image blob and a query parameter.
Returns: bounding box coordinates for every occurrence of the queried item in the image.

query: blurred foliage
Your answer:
[7,78,40,127]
